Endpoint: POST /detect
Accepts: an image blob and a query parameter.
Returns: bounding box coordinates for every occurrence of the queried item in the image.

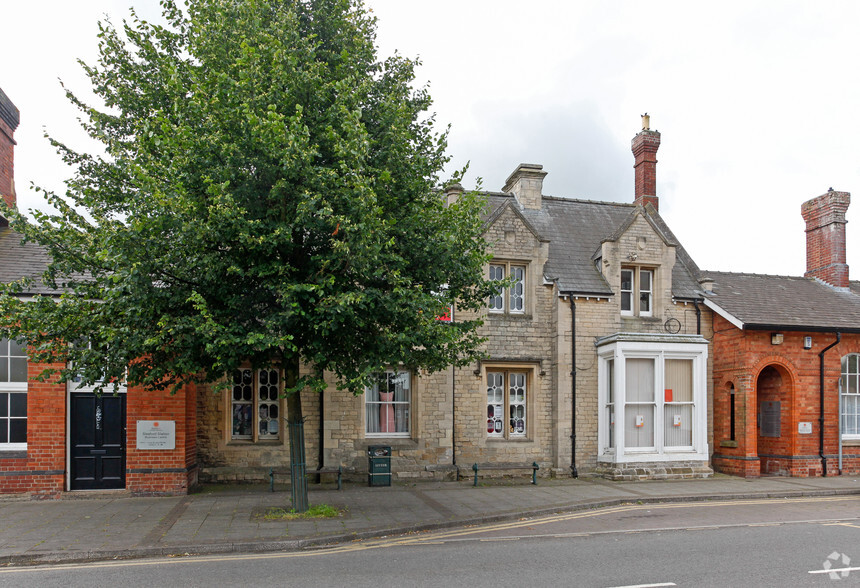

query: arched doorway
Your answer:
[755,364,792,475]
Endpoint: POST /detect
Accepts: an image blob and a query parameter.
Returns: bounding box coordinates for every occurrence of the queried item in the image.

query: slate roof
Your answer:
[702,270,860,333]
[483,193,704,299]
[0,227,58,295]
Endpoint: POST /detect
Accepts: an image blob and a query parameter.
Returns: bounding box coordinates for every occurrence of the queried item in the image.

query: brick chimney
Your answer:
[502,163,546,210]
[0,88,19,212]
[801,189,850,288]
[631,113,660,211]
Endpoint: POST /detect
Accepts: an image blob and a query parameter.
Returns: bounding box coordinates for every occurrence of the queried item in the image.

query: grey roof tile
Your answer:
[483,193,703,298]
[0,227,59,295]
[703,270,860,332]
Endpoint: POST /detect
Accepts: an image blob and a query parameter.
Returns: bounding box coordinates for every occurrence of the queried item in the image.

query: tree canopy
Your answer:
[0,0,495,398]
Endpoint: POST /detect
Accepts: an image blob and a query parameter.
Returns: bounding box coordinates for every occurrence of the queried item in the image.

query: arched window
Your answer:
[841,354,860,439]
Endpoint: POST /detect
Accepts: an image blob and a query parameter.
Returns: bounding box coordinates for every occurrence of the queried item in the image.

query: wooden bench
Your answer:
[269,466,343,492]
[471,462,539,486]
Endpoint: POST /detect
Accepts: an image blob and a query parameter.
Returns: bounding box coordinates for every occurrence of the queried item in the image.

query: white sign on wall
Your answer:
[137,420,176,450]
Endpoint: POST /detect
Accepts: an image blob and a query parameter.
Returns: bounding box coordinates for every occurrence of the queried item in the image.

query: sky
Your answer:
[3,1,860,277]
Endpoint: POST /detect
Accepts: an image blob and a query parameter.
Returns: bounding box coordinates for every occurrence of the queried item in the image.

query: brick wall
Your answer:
[0,88,19,210]
[712,314,860,477]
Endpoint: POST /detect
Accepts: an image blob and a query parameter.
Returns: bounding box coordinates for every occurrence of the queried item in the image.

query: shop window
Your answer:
[620,267,653,317]
[841,354,860,439]
[489,262,526,314]
[486,370,527,438]
[231,368,280,441]
[365,371,411,437]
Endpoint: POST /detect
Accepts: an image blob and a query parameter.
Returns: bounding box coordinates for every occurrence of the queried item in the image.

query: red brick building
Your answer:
[0,89,197,497]
[706,190,860,477]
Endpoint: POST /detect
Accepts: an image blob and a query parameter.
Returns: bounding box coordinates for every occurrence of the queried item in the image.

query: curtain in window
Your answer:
[624,358,654,448]
[366,372,410,435]
[664,359,693,446]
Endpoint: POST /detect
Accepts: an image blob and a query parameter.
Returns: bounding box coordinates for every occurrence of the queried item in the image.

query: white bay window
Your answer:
[598,334,708,463]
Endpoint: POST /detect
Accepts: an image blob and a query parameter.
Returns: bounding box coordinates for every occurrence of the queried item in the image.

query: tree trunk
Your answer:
[284,356,308,512]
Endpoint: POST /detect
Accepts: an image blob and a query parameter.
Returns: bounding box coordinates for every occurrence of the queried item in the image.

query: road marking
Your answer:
[823,522,860,529]
[809,566,860,575]
[607,583,676,587]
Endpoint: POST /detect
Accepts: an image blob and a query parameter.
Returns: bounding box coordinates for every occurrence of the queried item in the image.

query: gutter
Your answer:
[819,333,841,477]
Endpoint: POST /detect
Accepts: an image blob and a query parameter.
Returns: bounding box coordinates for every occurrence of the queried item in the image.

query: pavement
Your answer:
[1,473,859,567]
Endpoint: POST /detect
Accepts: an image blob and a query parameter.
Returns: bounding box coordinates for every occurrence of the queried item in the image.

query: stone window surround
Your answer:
[226,367,284,445]
[364,369,412,439]
[620,266,654,317]
[480,360,538,442]
[597,333,709,464]
[488,260,529,316]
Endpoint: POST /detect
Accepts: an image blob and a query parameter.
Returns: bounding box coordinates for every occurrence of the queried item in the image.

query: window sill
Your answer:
[227,439,284,446]
[487,313,532,320]
[0,450,27,459]
[841,438,860,447]
[359,438,417,448]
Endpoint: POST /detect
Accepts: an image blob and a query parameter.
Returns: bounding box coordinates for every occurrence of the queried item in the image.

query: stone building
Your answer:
[198,117,716,483]
[706,189,860,477]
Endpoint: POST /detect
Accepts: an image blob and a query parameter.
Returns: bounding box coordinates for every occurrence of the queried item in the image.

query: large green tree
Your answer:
[0,0,495,508]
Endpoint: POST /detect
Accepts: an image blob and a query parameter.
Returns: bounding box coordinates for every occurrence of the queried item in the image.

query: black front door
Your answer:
[70,393,126,490]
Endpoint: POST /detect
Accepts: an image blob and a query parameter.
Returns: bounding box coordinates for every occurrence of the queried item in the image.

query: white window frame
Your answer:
[0,338,28,450]
[597,334,709,464]
[840,354,860,441]
[620,267,654,317]
[365,370,411,438]
[230,368,282,442]
[488,261,526,315]
[486,369,528,439]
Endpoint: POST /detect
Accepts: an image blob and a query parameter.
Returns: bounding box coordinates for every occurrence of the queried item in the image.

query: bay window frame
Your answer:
[597,334,708,464]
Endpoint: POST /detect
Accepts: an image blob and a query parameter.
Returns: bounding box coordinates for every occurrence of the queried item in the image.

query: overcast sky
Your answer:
[4,1,860,277]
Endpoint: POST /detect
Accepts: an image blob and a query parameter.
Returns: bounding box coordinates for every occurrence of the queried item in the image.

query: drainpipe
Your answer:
[693,300,701,335]
[318,390,324,484]
[452,363,457,480]
[569,295,578,478]
[819,332,841,477]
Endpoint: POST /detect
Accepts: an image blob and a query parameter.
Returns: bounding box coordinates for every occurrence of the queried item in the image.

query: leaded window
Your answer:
[487,370,527,438]
[231,368,280,441]
[488,262,526,314]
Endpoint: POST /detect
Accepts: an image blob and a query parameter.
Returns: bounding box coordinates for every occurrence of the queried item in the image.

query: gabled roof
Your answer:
[483,194,703,298]
[702,270,860,333]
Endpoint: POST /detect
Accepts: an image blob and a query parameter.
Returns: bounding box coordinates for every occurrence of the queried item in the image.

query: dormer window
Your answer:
[621,267,653,317]
[489,262,526,314]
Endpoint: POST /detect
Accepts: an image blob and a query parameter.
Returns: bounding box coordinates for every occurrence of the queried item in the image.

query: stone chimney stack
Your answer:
[631,113,661,211]
[801,188,850,288]
[444,183,463,207]
[502,163,546,210]
[0,88,19,212]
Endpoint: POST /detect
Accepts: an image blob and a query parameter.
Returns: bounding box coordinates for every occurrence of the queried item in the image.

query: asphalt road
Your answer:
[4,496,859,587]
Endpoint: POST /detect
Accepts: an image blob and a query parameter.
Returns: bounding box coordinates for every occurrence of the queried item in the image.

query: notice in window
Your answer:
[136,420,176,450]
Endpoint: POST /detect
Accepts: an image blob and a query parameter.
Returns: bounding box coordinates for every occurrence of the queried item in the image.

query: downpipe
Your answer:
[819,332,841,477]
